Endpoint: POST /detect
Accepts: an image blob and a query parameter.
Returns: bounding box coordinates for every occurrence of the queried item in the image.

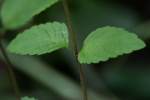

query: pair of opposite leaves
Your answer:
[8,22,146,64]
[1,0,145,64]
[2,0,145,100]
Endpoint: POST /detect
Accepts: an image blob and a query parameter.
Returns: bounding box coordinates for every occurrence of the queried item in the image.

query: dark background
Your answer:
[0,0,150,100]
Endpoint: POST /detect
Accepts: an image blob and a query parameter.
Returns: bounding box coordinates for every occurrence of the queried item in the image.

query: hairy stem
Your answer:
[62,0,88,100]
[0,35,21,100]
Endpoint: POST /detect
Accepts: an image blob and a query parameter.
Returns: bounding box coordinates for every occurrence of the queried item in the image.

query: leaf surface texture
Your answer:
[78,26,146,64]
[8,22,68,55]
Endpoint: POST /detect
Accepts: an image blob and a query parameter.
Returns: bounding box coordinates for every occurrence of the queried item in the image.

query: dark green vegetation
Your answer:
[0,0,149,100]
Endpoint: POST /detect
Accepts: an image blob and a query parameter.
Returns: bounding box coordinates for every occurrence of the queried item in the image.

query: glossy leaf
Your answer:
[78,26,146,64]
[8,22,68,55]
[1,0,58,29]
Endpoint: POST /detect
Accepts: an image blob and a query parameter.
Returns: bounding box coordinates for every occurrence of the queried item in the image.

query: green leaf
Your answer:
[1,0,58,29]
[21,96,37,100]
[8,22,68,55]
[78,26,146,64]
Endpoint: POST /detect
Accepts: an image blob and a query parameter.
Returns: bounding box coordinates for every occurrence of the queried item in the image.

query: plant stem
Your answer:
[62,0,88,100]
[0,35,21,100]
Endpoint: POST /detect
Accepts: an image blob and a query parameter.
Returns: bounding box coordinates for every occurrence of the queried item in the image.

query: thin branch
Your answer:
[0,35,21,100]
[62,0,88,100]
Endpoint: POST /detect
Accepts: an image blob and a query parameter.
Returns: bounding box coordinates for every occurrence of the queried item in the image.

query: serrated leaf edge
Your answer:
[78,26,146,64]
[7,21,69,55]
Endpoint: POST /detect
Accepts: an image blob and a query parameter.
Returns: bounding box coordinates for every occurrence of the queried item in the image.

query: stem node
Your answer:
[62,0,88,100]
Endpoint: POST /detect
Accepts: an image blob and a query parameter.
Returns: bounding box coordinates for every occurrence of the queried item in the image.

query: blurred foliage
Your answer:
[21,96,37,100]
[0,0,149,100]
[1,0,58,29]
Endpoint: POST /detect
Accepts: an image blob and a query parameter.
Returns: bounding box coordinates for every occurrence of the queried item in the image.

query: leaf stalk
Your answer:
[62,0,88,100]
[0,32,21,100]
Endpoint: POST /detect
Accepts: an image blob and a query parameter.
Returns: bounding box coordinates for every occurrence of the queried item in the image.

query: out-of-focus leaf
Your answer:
[78,26,145,64]
[21,96,37,100]
[0,42,118,100]
[103,66,150,99]
[1,0,58,29]
[134,21,150,40]
[8,22,68,55]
